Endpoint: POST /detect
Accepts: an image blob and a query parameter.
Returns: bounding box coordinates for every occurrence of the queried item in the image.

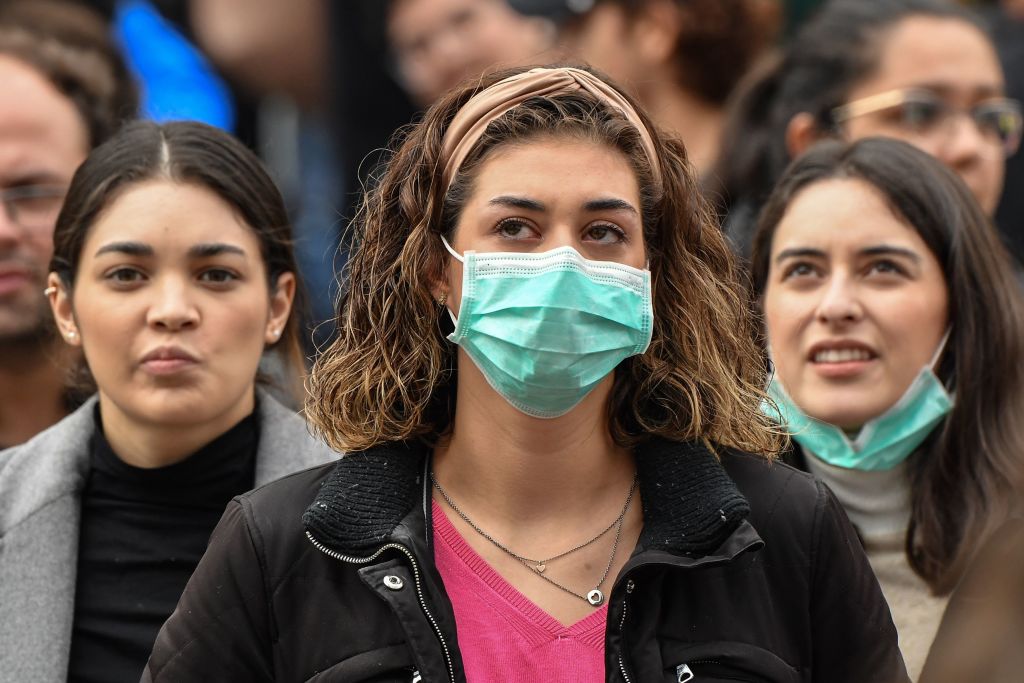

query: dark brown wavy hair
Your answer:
[751,137,1024,594]
[308,64,783,456]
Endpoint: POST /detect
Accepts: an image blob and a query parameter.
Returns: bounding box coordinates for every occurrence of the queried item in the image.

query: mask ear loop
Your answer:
[440,235,465,263]
[929,328,951,370]
[930,327,954,393]
[852,327,953,450]
[439,235,463,326]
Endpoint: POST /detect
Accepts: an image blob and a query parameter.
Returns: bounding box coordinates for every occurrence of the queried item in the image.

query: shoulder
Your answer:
[253,392,341,484]
[720,449,821,504]
[231,460,339,553]
[0,397,97,532]
[719,449,829,543]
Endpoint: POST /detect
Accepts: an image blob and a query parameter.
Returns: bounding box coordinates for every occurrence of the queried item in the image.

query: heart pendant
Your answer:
[535,563,546,573]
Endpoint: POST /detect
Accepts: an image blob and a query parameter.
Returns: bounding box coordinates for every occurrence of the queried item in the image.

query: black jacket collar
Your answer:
[303,437,754,560]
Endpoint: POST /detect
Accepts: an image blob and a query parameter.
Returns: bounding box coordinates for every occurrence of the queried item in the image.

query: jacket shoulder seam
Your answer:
[236,495,279,645]
[807,479,830,592]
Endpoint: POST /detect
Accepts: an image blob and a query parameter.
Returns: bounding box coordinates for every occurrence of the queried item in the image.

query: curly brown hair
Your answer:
[307,64,783,456]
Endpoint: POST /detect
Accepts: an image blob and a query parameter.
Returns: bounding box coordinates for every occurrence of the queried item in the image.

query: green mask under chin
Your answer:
[763,366,954,472]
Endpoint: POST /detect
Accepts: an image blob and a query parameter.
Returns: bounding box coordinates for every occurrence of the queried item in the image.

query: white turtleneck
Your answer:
[803,454,948,681]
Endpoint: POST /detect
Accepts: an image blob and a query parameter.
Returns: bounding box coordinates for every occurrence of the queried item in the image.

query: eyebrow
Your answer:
[188,243,247,258]
[94,242,247,258]
[95,241,153,257]
[915,82,1004,100]
[488,195,546,212]
[775,244,922,262]
[583,198,639,215]
[860,245,921,262]
[486,195,639,215]
[774,247,825,263]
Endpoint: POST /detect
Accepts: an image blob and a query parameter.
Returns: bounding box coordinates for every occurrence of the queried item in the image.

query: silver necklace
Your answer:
[430,472,638,607]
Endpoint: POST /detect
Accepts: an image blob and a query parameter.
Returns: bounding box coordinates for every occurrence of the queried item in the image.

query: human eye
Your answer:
[5,185,64,226]
[865,259,908,278]
[494,217,538,240]
[583,222,627,245]
[893,96,944,133]
[103,267,146,287]
[197,268,239,285]
[974,99,1023,148]
[780,261,820,281]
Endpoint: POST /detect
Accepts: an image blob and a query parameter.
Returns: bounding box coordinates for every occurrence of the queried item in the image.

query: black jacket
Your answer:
[144,438,907,682]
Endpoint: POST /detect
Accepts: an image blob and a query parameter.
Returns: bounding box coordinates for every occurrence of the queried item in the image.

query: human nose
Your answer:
[815,274,863,325]
[146,277,200,331]
[0,199,20,246]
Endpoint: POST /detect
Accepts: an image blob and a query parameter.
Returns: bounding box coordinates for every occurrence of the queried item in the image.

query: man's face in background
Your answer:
[0,54,88,344]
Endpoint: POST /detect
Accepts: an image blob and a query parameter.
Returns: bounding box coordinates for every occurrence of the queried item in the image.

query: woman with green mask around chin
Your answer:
[752,137,1024,679]
[146,65,907,682]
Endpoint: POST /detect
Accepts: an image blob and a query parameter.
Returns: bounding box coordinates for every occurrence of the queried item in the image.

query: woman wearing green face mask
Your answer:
[146,65,908,682]
[752,137,1024,679]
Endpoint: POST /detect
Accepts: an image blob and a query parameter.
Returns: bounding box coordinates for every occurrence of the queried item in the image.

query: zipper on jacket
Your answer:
[306,531,456,683]
[617,578,635,683]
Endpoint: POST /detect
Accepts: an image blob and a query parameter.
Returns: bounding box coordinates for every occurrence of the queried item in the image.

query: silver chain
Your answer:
[430,472,637,606]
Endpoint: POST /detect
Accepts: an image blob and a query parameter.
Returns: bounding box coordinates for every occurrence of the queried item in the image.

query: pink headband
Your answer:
[440,67,663,191]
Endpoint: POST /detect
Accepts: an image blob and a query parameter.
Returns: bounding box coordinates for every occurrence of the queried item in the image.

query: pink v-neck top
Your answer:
[432,500,608,681]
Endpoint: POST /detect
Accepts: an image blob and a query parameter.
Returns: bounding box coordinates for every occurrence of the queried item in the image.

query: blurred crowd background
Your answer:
[6,0,1016,353]
[3,1,1024,680]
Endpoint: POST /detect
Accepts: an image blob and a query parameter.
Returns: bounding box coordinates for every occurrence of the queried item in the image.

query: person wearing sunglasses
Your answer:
[0,0,138,448]
[715,0,1021,260]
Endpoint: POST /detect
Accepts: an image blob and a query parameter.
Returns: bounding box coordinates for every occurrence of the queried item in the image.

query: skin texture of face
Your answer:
[842,16,1007,213]
[441,136,645,414]
[0,55,89,342]
[48,180,294,462]
[763,178,948,431]
[388,0,553,106]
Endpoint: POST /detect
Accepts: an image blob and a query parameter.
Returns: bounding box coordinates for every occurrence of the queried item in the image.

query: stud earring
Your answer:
[270,328,281,340]
[438,292,448,307]
[44,286,57,296]
[66,330,78,342]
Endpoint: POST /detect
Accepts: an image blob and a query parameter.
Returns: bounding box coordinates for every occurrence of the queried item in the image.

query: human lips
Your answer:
[807,340,878,377]
[0,264,34,296]
[139,346,200,375]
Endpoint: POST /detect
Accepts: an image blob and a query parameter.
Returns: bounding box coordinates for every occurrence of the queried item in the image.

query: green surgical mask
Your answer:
[762,338,953,471]
[442,237,653,418]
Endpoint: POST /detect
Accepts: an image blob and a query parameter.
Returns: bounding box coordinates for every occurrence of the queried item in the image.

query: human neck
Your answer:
[640,81,723,176]
[97,390,255,469]
[433,364,635,525]
[0,338,70,446]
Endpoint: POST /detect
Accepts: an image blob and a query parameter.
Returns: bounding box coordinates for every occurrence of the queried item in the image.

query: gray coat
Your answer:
[0,392,338,682]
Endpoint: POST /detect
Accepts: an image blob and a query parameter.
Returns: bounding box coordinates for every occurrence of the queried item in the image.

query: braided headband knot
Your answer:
[440,67,663,191]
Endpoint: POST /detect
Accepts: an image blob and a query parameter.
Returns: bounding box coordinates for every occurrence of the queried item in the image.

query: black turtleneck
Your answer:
[67,406,259,683]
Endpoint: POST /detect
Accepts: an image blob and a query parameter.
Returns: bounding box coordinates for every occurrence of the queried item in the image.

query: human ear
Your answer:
[46,273,81,346]
[265,272,296,344]
[785,113,826,159]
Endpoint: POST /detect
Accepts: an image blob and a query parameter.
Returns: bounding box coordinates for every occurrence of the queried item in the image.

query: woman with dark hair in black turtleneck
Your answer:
[0,120,338,683]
